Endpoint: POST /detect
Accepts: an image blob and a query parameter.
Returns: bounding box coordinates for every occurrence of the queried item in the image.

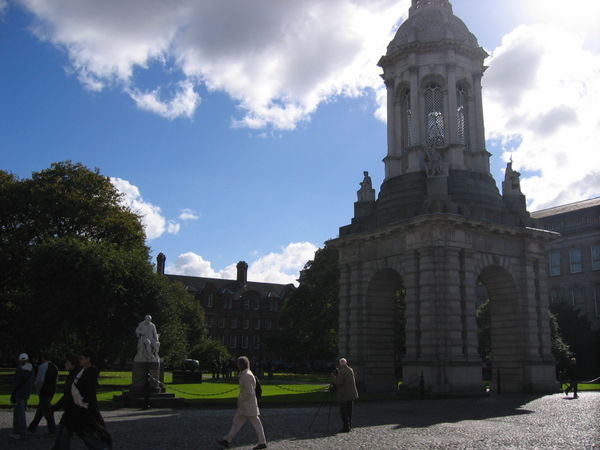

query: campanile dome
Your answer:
[387,0,479,54]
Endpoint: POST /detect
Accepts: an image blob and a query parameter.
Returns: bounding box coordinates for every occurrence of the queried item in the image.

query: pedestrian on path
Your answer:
[52,350,112,449]
[9,353,35,440]
[564,356,578,399]
[217,356,267,450]
[331,357,359,433]
[28,352,58,434]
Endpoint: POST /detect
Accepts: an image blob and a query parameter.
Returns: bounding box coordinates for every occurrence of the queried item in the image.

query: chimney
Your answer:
[157,253,166,275]
[236,261,248,284]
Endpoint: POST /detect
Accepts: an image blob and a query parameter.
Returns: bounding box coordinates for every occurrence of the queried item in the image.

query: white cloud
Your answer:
[178,208,199,221]
[248,242,319,284]
[167,252,222,278]
[0,0,9,16]
[167,242,318,285]
[110,177,181,239]
[16,0,408,125]
[127,81,200,120]
[483,24,600,210]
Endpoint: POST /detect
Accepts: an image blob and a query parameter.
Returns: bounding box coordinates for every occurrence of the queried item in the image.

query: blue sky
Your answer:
[2,0,599,283]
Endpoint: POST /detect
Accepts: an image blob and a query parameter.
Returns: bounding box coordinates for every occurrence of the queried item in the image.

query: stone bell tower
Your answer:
[330,0,559,394]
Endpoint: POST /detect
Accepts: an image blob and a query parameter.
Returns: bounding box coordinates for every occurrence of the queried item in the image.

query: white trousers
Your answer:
[224,412,266,445]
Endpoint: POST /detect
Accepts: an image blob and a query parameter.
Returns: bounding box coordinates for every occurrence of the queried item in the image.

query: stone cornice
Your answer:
[328,213,560,248]
[379,40,488,68]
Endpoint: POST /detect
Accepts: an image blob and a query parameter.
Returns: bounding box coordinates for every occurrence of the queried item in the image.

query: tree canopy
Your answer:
[271,245,339,365]
[0,161,206,366]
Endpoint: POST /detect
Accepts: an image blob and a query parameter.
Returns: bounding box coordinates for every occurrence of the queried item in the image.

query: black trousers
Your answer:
[339,400,353,430]
[29,394,56,432]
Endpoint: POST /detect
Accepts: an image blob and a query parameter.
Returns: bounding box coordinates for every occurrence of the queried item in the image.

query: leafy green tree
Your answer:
[548,310,571,369]
[273,246,339,365]
[0,161,206,364]
[476,299,491,363]
[476,298,573,375]
[550,300,595,377]
[190,338,231,370]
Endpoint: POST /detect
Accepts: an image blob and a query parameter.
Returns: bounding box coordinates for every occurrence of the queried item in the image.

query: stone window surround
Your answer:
[569,248,583,273]
[591,245,600,270]
[549,250,561,276]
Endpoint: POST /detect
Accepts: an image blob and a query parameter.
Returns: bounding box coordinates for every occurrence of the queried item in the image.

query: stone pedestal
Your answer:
[131,361,164,394]
[354,201,375,219]
[114,361,185,407]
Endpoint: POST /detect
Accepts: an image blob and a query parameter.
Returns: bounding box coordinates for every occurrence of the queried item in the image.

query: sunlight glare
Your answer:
[525,0,600,30]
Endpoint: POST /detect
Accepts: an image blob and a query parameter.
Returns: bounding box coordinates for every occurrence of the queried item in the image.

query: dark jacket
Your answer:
[40,362,59,397]
[53,369,77,411]
[56,366,112,446]
[13,363,34,400]
[75,366,100,409]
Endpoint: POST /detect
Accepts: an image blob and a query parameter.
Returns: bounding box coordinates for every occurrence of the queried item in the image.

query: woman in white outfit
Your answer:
[217,356,267,449]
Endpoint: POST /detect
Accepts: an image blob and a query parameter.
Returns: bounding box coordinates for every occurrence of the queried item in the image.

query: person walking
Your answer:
[28,352,58,434]
[331,357,359,433]
[51,355,79,449]
[564,356,578,399]
[52,350,112,449]
[9,353,35,440]
[216,356,267,449]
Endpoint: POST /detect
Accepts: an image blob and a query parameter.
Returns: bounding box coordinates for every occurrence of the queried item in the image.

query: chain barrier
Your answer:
[271,384,329,394]
[581,376,600,384]
[166,385,240,397]
[161,379,328,397]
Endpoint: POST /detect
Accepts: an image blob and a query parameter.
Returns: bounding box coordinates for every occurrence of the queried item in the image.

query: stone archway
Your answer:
[478,265,521,392]
[363,268,405,392]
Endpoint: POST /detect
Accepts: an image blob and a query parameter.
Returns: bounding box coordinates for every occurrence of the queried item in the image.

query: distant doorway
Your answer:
[365,269,405,391]
[477,265,521,392]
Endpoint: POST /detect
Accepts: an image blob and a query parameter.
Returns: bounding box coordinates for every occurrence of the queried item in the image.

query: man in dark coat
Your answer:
[331,358,359,432]
[29,352,58,434]
[53,350,112,449]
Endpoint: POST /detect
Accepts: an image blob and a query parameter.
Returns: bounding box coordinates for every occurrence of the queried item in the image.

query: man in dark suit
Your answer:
[29,352,58,434]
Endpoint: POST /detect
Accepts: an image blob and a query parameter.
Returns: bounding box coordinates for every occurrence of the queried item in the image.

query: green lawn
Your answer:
[1,369,597,408]
[0,369,332,408]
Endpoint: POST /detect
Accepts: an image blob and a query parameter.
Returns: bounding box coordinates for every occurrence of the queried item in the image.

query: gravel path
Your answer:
[1,392,599,449]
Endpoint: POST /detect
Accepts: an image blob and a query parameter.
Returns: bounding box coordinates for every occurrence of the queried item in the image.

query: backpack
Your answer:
[255,376,262,400]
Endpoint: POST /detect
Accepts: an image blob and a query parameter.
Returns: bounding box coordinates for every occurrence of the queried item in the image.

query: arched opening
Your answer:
[424,81,445,147]
[456,83,470,148]
[400,88,413,148]
[477,265,522,392]
[365,269,405,391]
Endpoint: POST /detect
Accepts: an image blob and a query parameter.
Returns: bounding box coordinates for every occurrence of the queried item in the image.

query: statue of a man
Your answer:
[135,315,160,362]
[357,171,376,202]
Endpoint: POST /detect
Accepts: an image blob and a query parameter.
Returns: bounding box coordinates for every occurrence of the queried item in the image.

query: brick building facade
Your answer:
[531,197,600,330]
[163,259,295,362]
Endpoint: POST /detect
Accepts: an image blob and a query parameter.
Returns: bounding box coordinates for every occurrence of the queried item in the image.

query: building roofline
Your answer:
[531,196,600,219]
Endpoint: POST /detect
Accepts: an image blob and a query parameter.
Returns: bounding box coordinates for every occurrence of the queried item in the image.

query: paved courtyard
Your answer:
[1,392,599,449]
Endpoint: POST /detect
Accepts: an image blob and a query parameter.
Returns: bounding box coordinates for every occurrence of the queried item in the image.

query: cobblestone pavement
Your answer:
[1,392,598,449]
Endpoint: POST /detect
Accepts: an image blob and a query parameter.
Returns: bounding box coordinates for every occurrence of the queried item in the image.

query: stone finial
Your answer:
[502,159,528,216]
[502,159,522,195]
